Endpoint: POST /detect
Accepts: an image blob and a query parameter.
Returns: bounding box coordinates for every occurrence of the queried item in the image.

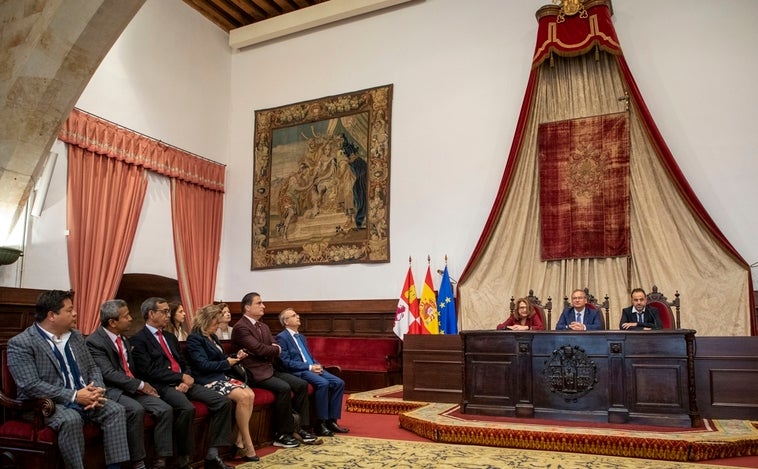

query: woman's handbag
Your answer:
[226,362,248,385]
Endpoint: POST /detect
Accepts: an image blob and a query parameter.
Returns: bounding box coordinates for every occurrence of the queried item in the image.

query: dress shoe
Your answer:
[240,454,260,462]
[297,429,318,443]
[326,419,350,433]
[273,433,300,448]
[203,457,232,469]
[315,421,334,437]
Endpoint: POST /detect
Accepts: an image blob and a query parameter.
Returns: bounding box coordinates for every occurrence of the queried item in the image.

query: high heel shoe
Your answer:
[235,444,259,462]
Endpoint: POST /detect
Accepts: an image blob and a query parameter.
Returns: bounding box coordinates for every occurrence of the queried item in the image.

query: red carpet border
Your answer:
[347,386,758,462]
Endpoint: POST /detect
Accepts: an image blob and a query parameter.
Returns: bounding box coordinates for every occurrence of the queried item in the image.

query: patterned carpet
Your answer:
[346,386,758,463]
[234,435,741,468]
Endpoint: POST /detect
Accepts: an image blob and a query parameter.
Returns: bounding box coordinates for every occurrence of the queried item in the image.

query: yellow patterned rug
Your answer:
[347,386,758,463]
[234,435,740,468]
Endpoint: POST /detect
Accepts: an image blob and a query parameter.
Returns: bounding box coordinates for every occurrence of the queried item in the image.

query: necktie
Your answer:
[295,334,314,365]
[156,330,181,372]
[576,312,582,324]
[637,312,643,323]
[115,336,134,378]
[36,325,83,389]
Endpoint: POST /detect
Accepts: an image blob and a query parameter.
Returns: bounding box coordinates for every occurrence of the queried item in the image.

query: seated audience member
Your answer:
[215,302,234,340]
[231,292,318,448]
[186,304,259,462]
[130,297,233,469]
[164,302,188,341]
[619,288,663,330]
[555,289,602,331]
[86,299,174,469]
[496,297,545,331]
[276,308,349,437]
[7,290,129,469]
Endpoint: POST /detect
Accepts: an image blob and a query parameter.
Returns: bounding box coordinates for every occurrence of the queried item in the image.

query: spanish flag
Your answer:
[419,266,440,334]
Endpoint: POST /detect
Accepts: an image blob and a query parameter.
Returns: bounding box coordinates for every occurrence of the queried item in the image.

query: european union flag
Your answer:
[437,266,458,334]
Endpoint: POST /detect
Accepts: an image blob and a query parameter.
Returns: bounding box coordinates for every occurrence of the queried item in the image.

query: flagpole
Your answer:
[406,255,412,309]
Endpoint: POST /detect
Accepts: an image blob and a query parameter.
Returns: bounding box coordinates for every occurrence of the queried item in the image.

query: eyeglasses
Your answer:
[284,313,299,320]
[571,296,586,300]
[154,308,170,315]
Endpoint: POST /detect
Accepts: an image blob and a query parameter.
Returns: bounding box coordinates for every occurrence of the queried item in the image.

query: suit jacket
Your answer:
[619,306,662,330]
[185,332,232,385]
[130,326,189,394]
[275,329,317,374]
[231,316,279,382]
[85,327,143,399]
[7,324,104,404]
[555,306,603,331]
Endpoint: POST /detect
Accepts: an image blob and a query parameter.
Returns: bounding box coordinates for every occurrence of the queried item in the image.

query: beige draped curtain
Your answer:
[458,53,751,336]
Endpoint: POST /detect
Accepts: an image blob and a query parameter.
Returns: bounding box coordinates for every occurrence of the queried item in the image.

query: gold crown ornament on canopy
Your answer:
[552,0,589,22]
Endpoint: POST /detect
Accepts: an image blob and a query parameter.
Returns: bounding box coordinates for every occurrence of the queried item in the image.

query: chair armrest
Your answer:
[324,365,342,377]
[0,390,56,431]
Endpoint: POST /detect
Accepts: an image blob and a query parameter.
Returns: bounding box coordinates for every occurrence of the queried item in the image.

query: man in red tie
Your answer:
[86,299,173,469]
[130,297,232,469]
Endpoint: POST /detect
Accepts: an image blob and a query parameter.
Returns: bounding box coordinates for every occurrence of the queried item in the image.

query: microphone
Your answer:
[436,269,458,284]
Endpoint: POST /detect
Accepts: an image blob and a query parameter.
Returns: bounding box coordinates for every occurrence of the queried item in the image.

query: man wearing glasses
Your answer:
[130,297,233,469]
[555,289,603,331]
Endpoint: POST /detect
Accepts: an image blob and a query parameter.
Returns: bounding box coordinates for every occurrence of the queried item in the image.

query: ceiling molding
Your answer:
[229,0,418,50]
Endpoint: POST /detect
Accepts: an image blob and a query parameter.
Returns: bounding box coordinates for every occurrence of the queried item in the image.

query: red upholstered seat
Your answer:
[306,336,401,373]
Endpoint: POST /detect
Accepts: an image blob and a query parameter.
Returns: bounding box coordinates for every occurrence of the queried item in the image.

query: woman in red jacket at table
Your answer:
[496,297,545,331]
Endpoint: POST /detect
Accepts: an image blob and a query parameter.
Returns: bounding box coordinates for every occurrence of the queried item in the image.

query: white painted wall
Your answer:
[4,0,757,303]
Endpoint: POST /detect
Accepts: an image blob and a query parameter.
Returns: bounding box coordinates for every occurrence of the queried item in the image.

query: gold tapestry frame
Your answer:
[251,84,392,270]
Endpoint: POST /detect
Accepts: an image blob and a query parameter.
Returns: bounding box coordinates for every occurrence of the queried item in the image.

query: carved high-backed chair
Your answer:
[646,285,681,329]
[509,290,553,330]
[563,287,610,330]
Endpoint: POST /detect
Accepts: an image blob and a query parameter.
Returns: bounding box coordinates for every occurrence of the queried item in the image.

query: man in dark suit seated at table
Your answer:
[86,299,174,469]
[6,290,130,469]
[619,288,662,330]
[555,289,603,330]
[276,307,349,437]
[130,297,233,469]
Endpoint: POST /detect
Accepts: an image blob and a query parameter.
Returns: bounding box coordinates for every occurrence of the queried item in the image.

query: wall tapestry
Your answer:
[251,84,392,269]
[538,112,630,260]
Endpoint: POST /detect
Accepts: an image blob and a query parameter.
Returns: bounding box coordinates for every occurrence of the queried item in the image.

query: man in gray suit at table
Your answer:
[86,299,174,469]
[6,290,130,469]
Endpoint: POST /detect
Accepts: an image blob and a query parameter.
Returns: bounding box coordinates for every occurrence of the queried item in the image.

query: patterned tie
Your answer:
[637,312,643,323]
[156,330,181,372]
[115,336,134,378]
[576,312,582,324]
[295,333,314,365]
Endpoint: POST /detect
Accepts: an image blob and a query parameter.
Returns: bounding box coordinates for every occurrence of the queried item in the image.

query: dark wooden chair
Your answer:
[563,287,610,330]
[646,285,681,329]
[509,290,553,330]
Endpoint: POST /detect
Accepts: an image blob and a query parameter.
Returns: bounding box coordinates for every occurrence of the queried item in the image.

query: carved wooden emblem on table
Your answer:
[543,345,598,402]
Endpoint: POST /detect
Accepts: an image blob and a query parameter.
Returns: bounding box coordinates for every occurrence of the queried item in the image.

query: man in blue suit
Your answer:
[555,289,603,330]
[276,308,349,437]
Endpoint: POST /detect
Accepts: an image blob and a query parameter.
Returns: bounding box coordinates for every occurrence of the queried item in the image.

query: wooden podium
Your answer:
[461,330,700,428]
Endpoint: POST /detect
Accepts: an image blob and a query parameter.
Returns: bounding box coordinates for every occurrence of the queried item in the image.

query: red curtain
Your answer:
[171,179,223,321]
[59,109,226,331]
[66,146,147,333]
